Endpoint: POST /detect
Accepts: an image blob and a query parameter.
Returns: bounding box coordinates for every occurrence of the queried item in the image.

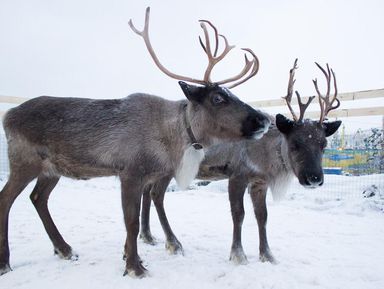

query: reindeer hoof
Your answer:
[259,251,277,264]
[165,239,184,255]
[123,262,148,278]
[0,263,12,276]
[54,247,79,261]
[229,249,249,265]
[140,232,157,246]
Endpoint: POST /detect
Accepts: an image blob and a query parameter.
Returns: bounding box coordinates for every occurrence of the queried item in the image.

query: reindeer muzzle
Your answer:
[302,173,324,188]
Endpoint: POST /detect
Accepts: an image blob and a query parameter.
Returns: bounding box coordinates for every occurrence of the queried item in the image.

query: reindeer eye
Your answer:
[211,94,226,105]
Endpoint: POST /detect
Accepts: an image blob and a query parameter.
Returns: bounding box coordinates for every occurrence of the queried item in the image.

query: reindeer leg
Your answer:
[0,167,38,275]
[30,175,77,260]
[249,181,276,264]
[121,176,147,278]
[228,176,248,265]
[151,176,183,255]
[123,185,154,261]
[139,186,157,245]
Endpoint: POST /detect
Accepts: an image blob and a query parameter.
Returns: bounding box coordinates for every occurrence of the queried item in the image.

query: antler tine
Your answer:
[225,48,260,88]
[199,21,235,82]
[313,78,325,122]
[198,36,207,54]
[130,8,259,88]
[316,63,333,100]
[198,20,219,57]
[296,91,316,122]
[129,7,206,85]
[282,58,299,121]
[326,68,340,114]
[313,62,340,122]
[215,53,252,85]
[199,21,213,60]
[216,34,236,61]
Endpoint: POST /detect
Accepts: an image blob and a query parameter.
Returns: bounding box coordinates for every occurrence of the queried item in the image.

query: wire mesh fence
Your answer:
[0,128,382,200]
[324,128,384,176]
[0,134,8,179]
[318,127,384,202]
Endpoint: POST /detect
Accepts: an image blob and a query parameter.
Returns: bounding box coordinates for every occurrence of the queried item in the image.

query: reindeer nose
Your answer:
[305,174,324,187]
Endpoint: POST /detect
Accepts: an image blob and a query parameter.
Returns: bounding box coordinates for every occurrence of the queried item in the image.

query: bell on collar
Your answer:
[192,143,203,150]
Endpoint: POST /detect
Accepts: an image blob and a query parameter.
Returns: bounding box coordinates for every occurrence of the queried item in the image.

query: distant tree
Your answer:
[329,130,341,149]
[363,128,384,173]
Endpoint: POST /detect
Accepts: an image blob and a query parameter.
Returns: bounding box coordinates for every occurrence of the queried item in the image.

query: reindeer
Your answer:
[0,7,271,278]
[139,59,342,265]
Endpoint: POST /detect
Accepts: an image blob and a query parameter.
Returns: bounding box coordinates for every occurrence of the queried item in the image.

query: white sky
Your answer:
[0,0,383,131]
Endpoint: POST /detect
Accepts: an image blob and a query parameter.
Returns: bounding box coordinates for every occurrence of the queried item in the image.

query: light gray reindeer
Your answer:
[140,59,342,265]
[0,8,271,278]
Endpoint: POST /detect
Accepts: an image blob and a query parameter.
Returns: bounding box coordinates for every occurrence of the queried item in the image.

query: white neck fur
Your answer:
[175,146,205,190]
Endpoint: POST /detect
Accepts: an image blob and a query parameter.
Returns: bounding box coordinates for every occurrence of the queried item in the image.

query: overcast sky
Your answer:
[0,0,383,130]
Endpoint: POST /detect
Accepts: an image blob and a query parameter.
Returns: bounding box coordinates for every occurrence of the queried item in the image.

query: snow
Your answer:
[0,174,383,289]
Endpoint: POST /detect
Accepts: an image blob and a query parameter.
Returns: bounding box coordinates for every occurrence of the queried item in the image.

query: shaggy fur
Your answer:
[175,146,205,190]
[0,82,271,278]
[140,114,341,264]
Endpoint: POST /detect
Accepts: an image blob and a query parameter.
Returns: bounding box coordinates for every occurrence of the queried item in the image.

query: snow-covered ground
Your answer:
[0,174,383,289]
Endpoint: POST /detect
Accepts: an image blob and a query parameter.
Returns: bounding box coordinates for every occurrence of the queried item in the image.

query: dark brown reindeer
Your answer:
[140,59,342,264]
[0,8,270,278]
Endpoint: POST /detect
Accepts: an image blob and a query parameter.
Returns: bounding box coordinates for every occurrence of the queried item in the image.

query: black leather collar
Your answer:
[183,104,203,150]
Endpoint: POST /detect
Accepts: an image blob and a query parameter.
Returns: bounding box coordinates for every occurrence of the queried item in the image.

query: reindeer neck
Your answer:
[182,103,203,150]
[276,134,291,173]
[184,103,213,148]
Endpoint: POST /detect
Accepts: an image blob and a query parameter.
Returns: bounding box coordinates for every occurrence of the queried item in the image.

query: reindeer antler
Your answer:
[129,7,259,88]
[198,20,260,88]
[312,63,340,122]
[282,59,315,122]
[128,7,206,85]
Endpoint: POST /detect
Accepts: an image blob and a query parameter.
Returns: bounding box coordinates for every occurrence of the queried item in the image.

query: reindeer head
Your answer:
[129,8,270,142]
[276,59,341,188]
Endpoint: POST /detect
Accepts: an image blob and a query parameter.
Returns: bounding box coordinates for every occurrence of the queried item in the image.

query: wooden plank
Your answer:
[279,107,384,119]
[0,89,383,119]
[337,89,384,101]
[1,88,384,106]
[248,88,384,108]
[0,107,382,119]
[0,95,29,104]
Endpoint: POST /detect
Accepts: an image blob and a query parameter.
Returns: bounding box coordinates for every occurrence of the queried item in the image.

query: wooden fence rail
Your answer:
[248,88,384,118]
[0,88,383,118]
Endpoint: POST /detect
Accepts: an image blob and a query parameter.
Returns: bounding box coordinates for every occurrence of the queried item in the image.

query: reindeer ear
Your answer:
[178,81,204,103]
[276,114,294,135]
[323,120,342,137]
